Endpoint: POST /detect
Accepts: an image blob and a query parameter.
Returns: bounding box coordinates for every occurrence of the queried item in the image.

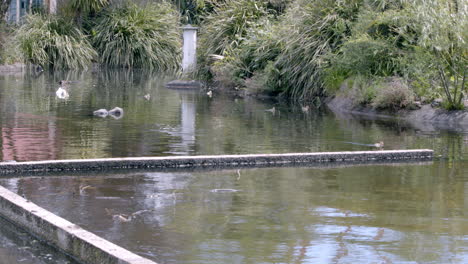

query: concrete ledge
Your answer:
[165,80,203,89]
[0,150,433,175]
[0,185,157,264]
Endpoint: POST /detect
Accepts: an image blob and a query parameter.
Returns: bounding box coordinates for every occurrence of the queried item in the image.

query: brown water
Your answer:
[0,70,468,263]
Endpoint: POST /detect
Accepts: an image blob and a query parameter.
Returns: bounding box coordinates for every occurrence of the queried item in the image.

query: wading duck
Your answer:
[93,109,108,117]
[108,107,124,119]
[56,87,69,99]
[373,141,384,149]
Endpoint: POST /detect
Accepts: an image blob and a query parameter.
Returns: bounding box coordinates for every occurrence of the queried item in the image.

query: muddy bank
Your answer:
[327,96,468,131]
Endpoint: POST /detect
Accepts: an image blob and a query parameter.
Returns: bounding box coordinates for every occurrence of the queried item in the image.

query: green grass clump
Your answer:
[14,14,96,69]
[92,1,181,70]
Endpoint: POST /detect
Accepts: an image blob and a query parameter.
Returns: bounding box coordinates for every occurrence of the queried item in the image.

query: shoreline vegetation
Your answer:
[0,0,466,113]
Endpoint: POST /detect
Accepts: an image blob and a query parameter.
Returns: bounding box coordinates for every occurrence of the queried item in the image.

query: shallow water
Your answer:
[0,216,78,264]
[1,70,468,263]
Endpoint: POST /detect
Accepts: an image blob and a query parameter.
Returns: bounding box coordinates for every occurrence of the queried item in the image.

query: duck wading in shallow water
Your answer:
[55,80,76,99]
[344,141,385,149]
[93,109,108,118]
[108,107,124,118]
[93,107,124,119]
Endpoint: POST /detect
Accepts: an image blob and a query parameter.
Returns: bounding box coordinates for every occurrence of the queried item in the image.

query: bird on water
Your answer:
[56,80,72,99]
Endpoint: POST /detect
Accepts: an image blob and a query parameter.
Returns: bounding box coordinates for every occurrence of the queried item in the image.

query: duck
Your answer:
[373,141,384,148]
[56,87,69,99]
[301,105,309,112]
[206,90,213,98]
[144,94,151,100]
[108,107,124,119]
[265,107,276,114]
[93,109,108,118]
[59,80,74,86]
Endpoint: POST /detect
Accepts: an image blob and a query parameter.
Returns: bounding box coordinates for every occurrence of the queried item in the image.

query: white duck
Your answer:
[93,109,108,118]
[108,107,124,119]
[56,87,69,99]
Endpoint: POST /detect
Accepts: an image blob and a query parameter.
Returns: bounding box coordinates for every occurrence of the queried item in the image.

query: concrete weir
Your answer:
[0,185,156,264]
[0,150,433,175]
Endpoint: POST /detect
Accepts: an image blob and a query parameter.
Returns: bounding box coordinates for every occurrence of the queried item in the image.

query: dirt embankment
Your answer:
[327,96,468,130]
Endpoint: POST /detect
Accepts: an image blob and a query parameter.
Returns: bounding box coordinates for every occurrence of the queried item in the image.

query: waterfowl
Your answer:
[373,141,384,148]
[93,109,108,117]
[56,87,69,99]
[301,105,309,112]
[144,94,151,100]
[59,80,74,86]
[206,90,213,98]
[265,107,276,114]
[108,107,124,118]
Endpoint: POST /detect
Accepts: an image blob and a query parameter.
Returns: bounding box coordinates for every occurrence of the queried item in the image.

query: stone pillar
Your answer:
[182,25,198,72]
[15,0,20,23]
[49,0,56,14]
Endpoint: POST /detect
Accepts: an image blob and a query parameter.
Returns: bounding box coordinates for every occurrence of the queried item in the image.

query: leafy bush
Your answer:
[199,0,271,57]
[339,75,377,106]
[14,14,96,69]
[372,77,414,110]
[410,0,467,110]
[266,0,362,100]
[211,19,284,90]
[92,1,181,70]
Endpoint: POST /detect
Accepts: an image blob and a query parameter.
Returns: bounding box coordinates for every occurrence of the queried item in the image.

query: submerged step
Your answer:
[0,150,433,175]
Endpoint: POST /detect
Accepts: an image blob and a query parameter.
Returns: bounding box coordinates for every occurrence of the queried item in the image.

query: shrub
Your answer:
[339,75,377,106]
[199,0,271,57]
[92,1,181,70]
[372,77,414,110]
[267,0,362,100]
[210,18,284,89]
[410,0,467,110]
[14,14,96,69]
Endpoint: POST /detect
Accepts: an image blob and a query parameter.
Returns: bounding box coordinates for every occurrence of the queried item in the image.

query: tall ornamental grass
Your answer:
[14,14,96,69]
[93,2,181,70]
[198,0,290,81]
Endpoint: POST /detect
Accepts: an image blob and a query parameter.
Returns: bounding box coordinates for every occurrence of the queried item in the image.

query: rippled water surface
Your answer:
[1,70,468,263]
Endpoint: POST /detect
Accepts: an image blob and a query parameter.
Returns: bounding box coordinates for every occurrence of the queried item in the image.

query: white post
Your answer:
[15,0,20,23]
[49,0,56,14]
[182,25,198,72]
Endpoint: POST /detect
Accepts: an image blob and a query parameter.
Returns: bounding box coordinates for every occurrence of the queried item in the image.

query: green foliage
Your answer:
[213,19,284,89]
[339,75,377,105]
[69,0,109,15]
[331,35,399,76]
[410,0,467,110]
[170,0,227,24]
[14,14,96,69]
[268,0,362,100]
[199,0,271,56]
[92,2,181,70]
[372,77,414,109]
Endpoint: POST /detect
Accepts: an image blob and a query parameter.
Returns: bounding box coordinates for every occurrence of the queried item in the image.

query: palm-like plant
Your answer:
[15,14,96,69]
[92,2,181,70]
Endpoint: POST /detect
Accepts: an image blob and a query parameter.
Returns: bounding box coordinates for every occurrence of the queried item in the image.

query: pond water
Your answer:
[0,70,468,264]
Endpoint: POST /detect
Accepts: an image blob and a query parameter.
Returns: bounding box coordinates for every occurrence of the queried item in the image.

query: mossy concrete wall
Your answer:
[0,150,434,175]
[0,185,157,264]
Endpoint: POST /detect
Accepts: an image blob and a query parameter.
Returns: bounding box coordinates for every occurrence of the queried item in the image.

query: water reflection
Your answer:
[1,70,468,162]
[1,70,468,263]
